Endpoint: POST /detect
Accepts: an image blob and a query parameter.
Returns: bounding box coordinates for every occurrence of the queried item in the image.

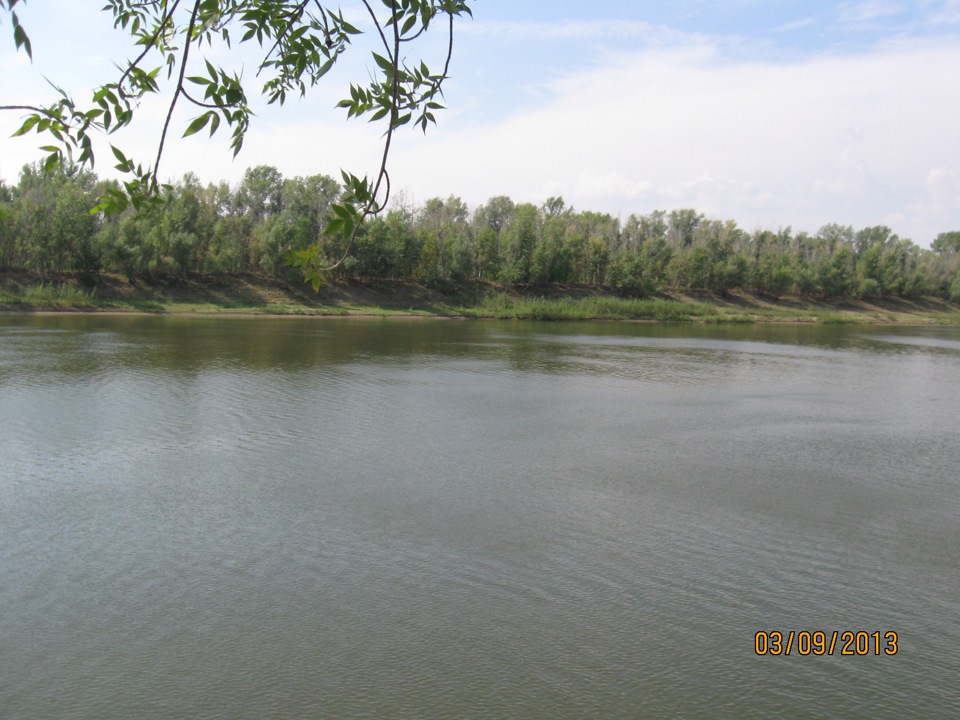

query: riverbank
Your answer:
[2,271,959,324]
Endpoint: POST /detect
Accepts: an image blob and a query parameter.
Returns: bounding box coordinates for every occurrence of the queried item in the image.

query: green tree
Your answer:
[933,231,960,254]
[236,166,285,226]
[750,246,794,299]
[281,174,340,241]
[951,271,960,302]
[57,185,101,283]
[854,225,897,255]
[532,209,574,285]
[878,239,919,297]
[109,213,155,279]
[0,180,14,269]
[815,223,855,255]
[350,217,399,279]
[608,249,654,296]
[667,209,704,247]
[8,163,100,277]
[472,196,515,280]
[816,246,855,299]
[585,236,610,285]
[211,214,253,272]
[499,204,539,285]
[3,0,473,286]
[640,236,673,288]
[474,226,500,281]
[409,196,469,283]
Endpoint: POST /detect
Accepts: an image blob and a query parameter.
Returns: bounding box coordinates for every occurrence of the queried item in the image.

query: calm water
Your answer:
[1,315,959,719]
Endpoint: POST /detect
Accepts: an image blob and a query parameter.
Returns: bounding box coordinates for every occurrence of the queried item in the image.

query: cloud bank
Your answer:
[390,36,960,244]
[3,12,958,247]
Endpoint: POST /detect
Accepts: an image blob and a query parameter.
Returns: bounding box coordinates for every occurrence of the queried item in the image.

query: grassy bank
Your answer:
[466,294,717,322]
[2,271,959,324]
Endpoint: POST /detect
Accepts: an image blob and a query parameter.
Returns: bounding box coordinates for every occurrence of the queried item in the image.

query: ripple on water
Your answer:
[2,317,959,719]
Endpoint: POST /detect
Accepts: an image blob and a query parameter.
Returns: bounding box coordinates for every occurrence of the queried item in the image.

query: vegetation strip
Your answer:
[2,274,958,325]
[2,164,959,314]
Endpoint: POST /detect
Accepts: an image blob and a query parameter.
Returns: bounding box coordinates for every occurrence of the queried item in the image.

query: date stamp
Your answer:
[755,630,898,656]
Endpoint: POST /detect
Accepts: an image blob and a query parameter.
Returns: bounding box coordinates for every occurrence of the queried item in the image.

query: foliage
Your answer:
[951,271,960,303]
[933,231,960,255]
[2,0,472,284]
[20,282,95,306]
[473,294,711,322]
[2,162,960,305]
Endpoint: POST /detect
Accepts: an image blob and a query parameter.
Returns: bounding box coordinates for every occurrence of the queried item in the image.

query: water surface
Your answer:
[2,316,959,719]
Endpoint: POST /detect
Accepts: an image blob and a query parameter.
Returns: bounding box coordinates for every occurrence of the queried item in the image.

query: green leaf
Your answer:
[332,203,355,221]
[304,267,326,292]
[372,53,394,73]
[322,217,345,236]
[12,115,39,137]
[183,113,211,137]
[43,153,59,173]
[92,189,130,216]
[401,14,418,36]
[12,12,32,60]
[315,56,335,79]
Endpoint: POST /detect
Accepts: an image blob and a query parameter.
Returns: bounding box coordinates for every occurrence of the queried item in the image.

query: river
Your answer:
[1,315,958,719]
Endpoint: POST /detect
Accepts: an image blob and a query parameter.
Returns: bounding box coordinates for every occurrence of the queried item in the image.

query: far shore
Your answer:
[2,271,959,325]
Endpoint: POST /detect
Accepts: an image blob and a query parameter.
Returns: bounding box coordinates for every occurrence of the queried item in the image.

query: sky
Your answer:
[2,0,960,245]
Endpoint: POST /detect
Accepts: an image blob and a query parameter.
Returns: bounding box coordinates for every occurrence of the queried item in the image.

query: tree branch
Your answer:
[256,0,311,78]
[362,0,394,64]
[323,2,402,272]
[181,86,238,109]
[117,0,181,93]
[0,104,49,113]
[153,0,202,189]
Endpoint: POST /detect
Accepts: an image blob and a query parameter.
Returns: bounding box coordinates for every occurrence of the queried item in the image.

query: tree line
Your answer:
[2,162,959,301]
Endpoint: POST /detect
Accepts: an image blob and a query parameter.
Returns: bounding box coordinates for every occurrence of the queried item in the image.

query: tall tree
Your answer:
[2,0,473,284]
[933,231,960,254]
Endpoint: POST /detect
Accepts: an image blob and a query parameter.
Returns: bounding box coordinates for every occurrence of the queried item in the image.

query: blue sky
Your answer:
[3,1,960,244]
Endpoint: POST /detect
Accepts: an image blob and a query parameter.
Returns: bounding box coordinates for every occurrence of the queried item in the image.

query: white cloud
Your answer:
[460,19,659,42]
[4,15,959,246]
[900,166,960,239]
[925,166,960,207]
[930,0,960,25]
[0,51,30,71]
[387,36,960,244]
[772,18,817,33]
[574,171,652,200]
[838,1,905,24]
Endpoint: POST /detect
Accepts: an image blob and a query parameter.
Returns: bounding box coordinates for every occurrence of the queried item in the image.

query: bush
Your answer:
[950,271,960,302]
[168,232,198,275]
[856,277,882,299]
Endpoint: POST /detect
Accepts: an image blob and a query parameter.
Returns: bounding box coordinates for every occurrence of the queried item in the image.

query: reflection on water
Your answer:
[1,315,959,719]
[864,333,960,352]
